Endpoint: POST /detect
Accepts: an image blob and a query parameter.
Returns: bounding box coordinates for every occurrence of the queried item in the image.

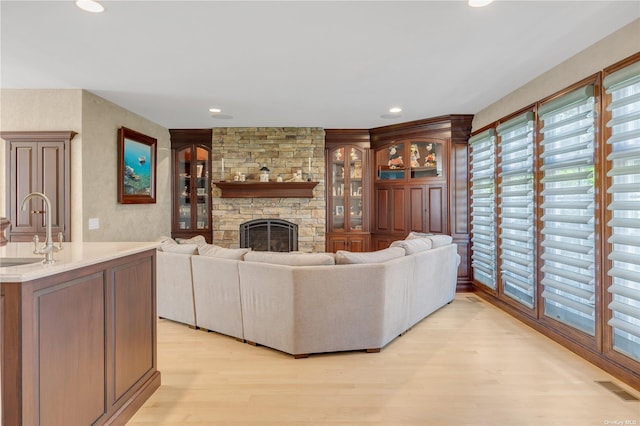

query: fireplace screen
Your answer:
[240,219,298,252]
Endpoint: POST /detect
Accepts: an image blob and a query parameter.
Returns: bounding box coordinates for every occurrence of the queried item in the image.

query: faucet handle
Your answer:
[32,234,40,254]
[56,232,64,250]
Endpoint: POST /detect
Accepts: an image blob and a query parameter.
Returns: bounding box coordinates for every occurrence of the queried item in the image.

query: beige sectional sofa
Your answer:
[156,234,459,358]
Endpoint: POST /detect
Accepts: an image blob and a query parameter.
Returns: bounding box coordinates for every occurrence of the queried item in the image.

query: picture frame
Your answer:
[118,127,157,204]
[336,205,344,215]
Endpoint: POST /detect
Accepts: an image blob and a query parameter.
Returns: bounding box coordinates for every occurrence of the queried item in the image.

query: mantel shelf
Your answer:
[215,181,319,198]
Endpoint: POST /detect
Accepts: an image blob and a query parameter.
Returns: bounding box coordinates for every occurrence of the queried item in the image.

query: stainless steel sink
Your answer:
[0,257,42,267]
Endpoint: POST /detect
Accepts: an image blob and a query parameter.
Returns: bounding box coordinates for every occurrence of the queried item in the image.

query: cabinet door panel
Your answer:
[327,235,348,252]
[375,188,390,232]
[11,143,37,233]
[427,185,445,234]
[409,187,426,233]
[391,187,406,233]
[40,142,66,231]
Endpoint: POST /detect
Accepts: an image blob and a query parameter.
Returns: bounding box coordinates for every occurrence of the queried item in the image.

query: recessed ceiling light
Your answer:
[389,107,402,113]
[209,108,222,113]
[75,0,104,13]
[468,0,494,7]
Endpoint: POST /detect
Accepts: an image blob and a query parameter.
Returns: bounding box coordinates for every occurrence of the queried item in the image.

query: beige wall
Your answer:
[0,89,83,235]
[81,91,171,242]
[472,19,640,130]
[0,89,171,242]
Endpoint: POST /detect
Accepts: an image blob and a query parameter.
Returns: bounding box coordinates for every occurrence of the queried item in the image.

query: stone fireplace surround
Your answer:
[211,127,326,253]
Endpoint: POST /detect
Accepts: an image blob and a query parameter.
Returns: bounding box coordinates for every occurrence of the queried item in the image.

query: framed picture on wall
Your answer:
[117,127,157,204]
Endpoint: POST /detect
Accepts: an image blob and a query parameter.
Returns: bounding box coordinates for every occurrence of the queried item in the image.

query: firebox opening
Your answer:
[240,219,298,252]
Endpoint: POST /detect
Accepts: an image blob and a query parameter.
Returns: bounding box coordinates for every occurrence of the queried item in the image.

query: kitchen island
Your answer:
[1,242,161,426]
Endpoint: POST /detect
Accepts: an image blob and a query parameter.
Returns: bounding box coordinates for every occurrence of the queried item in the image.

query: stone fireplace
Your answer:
[210,127,326,252]
[240,219,298,252]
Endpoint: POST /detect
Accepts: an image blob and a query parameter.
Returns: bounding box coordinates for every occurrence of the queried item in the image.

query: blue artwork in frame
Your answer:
[118,127,157,204]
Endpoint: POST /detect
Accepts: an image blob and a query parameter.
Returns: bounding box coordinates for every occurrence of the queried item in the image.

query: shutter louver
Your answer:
[497,112,535,307]
[604,60,640,362]
[540,86,596,335]
[470,129,497,289]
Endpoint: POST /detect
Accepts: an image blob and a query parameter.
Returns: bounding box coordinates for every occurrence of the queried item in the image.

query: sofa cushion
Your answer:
[176,235,208,247]
[426,234,453,248]
[335,247,405,265]
[198,244,250,260]
[390,238,433,255]
[244,251,335,266]
[159,243,198,254]
[157,235,177,245]
[405,231,433,240]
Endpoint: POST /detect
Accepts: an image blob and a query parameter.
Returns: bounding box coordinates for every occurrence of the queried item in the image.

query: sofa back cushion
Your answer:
[335,246,405,264]
[406,231,432,240]
[390,238,433,255]
[198,244,250,260]
[244,251,336,266]
[159,243,198,254]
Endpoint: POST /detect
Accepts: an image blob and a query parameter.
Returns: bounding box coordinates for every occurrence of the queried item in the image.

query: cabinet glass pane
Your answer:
[177,147,191,230]
[410,141,442,178]
[349,148,364,231]
[195,147,209,229]
[331,148,345,230]
[377,142,405,180]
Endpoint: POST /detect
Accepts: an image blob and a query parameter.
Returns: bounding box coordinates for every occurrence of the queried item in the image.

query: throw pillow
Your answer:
[335,247,405,265]
[157,235,177,245]
[176,235,208,247]
[390,238,433,255]
[426,234,453,248]
[244,251,335,266]
[198,244,250,260]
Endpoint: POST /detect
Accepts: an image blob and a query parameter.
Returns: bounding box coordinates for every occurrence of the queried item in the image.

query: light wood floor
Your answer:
[128,293,639,426]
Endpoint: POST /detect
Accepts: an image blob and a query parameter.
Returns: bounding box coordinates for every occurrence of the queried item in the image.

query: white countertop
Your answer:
[0,241,160,282]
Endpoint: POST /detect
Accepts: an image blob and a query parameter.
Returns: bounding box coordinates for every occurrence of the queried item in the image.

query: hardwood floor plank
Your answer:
[128,294,639,426]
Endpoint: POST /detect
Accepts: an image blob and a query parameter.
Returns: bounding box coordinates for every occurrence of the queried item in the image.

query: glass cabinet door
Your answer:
[194,147,209,230]
[330,147,346,231]
[176,146,192,231]
[175,145,210,232]
[329,146,365,232]
[376,142,406,180]
[348,147,364,231]
[409,141,443,178]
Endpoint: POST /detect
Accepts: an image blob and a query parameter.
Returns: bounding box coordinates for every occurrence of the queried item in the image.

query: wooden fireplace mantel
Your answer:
[215,181,318,198]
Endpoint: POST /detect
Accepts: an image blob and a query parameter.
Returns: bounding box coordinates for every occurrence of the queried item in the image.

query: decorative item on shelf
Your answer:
[308,157,312,181]
[353,162,362,178]
[234,171,240,181]
[388,145,403,169]
[334,150,342,161]
[410,144,420,168]
[277,174,283,182]
[288,169,303,182]
[260,164,270,182]
[424,143,437,166]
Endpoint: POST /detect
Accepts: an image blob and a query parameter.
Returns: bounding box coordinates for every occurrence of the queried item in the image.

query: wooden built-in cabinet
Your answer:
[2,131,76,242]
[325,130,371,253]
[170,129,213,243]
[369,115,474,289]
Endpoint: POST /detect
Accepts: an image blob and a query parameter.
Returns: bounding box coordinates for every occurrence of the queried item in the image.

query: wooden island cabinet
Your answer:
[1,242,160,426]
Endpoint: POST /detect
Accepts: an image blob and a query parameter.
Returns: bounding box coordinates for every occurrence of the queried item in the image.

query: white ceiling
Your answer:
[2,1,639,129]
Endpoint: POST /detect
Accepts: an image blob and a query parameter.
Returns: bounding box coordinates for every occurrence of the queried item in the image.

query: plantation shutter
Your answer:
[539,85,596,335]
[604,60,640,362]
[497,112,535,307]
[470,129,497,289]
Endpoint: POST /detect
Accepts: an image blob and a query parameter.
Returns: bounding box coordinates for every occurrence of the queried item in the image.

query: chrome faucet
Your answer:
[21,192,63,264]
